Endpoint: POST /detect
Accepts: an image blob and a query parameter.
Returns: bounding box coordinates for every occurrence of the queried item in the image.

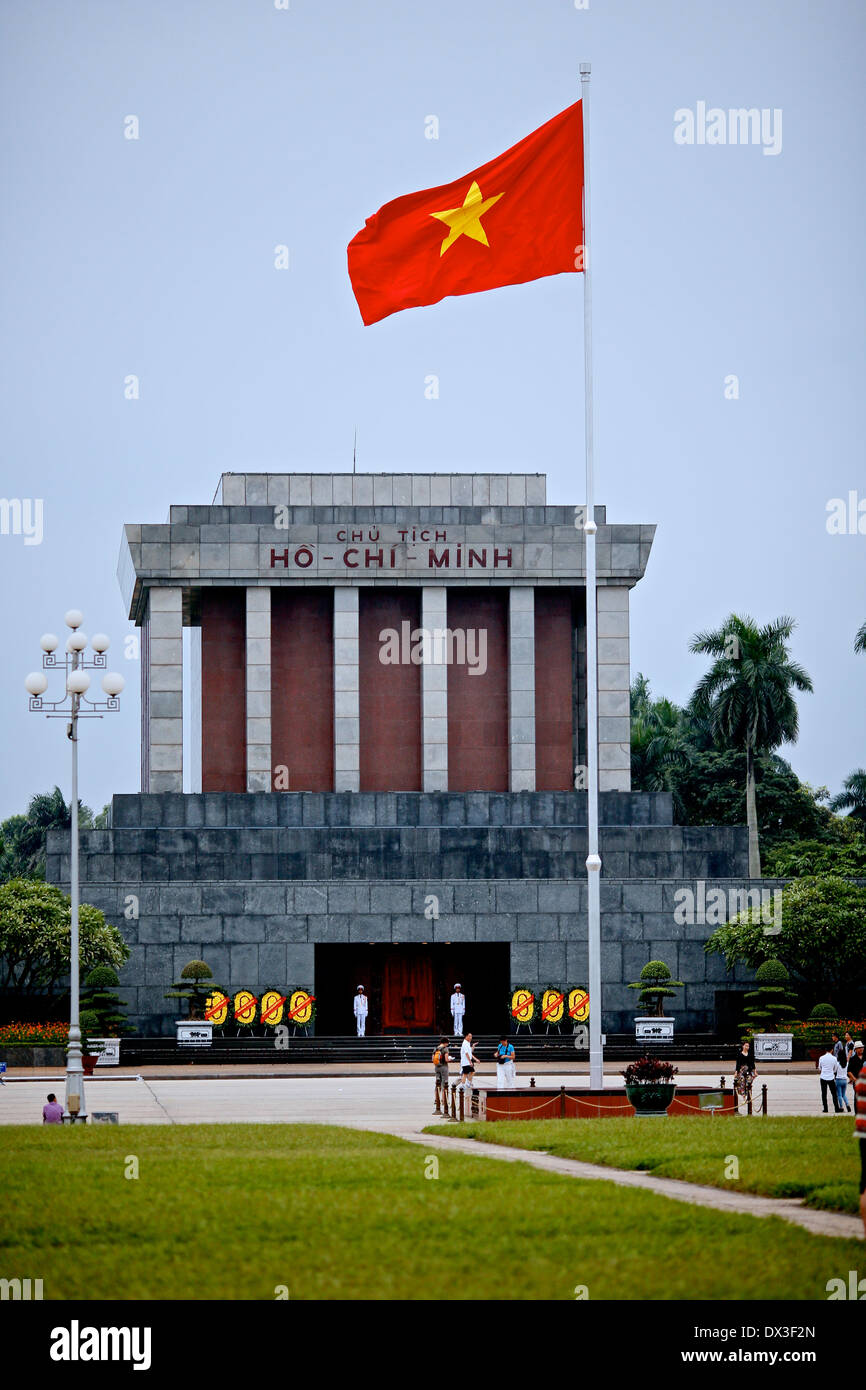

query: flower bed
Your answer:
[0,1022,70,1046]
[789,1018,866,1046]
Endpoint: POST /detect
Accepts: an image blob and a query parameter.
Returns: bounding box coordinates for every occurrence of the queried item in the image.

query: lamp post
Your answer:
[25,610,125,1124]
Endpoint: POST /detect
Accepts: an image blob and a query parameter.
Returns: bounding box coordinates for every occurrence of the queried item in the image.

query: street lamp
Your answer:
[25,610,125,1124]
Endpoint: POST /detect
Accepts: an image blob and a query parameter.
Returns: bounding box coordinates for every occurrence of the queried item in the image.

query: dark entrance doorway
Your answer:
[315,943,510,1035]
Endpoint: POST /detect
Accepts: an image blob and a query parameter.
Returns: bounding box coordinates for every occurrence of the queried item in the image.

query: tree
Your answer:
[689,615,813,876]
[627,960,684,1017]
[0,787,96,882]
[855,621,866,653]
[830,770,866,823]
[0,879,129,997]
[741,959,798,1034]
[80,965,134,1037]
[704,876,866,1014]
[165,960,215,1020]
[629,676,694,815]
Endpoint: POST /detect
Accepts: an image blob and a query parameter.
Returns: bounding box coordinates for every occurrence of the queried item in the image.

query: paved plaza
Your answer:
[0,1062,848,1127]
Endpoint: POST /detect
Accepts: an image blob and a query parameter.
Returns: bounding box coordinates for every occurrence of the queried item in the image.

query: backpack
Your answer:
[432,1047,445,1065]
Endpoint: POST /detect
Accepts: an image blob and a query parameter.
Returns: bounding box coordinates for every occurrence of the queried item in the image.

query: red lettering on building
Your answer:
[428,548,449,568]
[365,548,384,567]
[343,548,359,567]
[468,548,488,567]
[271,548,289,568]
[294,546,314,568]
[434,530,447,542]
[493,547,512,568]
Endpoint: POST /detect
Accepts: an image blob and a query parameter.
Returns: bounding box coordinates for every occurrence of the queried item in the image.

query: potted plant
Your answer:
[165,960,216,1046]
[622,1055,679,1116]
[79,1009,101,1077]
[80,965,134,1066]
[743,959,798,1060]
[800,1003,839,1065]
[628,960,683,1042]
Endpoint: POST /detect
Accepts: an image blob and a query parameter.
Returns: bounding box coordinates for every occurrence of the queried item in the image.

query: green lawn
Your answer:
[0,1124,861,1300]
[425,1116,862,1215]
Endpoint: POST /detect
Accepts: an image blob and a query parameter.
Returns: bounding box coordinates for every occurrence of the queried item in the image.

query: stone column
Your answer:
[143,587,183,792]
[421,586,448,791]
[334,588,360,791]
[189,624,202,793]
[597,585,631,791]
[508,587,535,791]
[246,588,271,792]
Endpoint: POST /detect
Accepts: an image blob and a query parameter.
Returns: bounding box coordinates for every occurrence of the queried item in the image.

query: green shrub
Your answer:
[626,960,684,1017]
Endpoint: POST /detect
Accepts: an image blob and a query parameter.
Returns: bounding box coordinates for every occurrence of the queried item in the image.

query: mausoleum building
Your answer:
[47,471,759,1036]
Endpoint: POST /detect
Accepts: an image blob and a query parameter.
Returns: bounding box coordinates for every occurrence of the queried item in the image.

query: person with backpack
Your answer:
[432,1038,452,1116]
[495,1035,516,1090]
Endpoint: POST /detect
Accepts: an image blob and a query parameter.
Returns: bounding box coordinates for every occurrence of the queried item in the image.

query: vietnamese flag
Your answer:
[347,102,584,326]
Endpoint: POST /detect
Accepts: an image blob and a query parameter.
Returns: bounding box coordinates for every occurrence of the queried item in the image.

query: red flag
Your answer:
[347,103,584,326]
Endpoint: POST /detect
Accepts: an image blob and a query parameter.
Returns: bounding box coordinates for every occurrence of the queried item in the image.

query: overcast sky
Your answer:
[1,0,863,821]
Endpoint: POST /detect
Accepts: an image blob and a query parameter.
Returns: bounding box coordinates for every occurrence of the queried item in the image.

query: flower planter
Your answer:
[625,1083,677,1116]
[176,1020,213,1047]
[634,1017,674,1044]
[753,1033,793,1062]
[82,1053,99,1077]
[89,1038,120,1067]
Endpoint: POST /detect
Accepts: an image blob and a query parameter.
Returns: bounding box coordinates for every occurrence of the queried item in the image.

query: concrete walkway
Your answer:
[365,1124,865,1242]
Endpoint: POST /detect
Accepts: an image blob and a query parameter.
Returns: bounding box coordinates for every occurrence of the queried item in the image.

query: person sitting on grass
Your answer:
[42,1093,63,1124]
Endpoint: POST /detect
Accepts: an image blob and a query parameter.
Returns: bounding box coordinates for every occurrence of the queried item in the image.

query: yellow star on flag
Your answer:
[430,180,505,257]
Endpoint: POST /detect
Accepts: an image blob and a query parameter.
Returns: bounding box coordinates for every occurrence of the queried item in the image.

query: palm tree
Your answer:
[830,769,866,823]
[12,786,94,879]
[856,621,866,653]
[630,677,694,813]
[689,615,813,877]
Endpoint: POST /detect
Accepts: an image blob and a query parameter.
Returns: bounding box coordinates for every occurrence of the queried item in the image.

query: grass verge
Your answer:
[424,1116,862,1214]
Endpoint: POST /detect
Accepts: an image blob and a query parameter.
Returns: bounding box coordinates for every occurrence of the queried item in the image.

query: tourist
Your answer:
[459,1032,478,1091]
[42,1093,63,1124]
[817,1046,844,1113]
[848,1041,864,1115]
[432,1037,451,1114]
[832,1032,850,1110]
[450,983,465,1037]
[495,1035,516,1090]
[844,1031,855,1064]
[855,1058,866,1237]
[732,1039,755,1111]
[353,985,368,1038]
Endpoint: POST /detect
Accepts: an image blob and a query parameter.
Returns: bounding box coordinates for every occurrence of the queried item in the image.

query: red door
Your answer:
[382,955,434,1032]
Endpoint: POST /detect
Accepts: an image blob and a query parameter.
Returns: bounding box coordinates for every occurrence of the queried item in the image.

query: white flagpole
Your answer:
[580,61,604,1091]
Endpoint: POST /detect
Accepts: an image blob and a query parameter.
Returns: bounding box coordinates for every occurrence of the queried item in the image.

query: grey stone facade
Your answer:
[47,791,760,1036]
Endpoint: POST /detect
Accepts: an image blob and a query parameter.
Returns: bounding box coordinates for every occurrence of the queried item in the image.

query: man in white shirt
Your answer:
[353,985,368,1038]
[450,983,466,1037]
[459,1032,478,1091]
[817,1046,844,1113]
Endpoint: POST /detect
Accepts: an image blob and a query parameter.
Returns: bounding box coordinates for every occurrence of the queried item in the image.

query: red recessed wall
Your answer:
[359,589,422,791]
[534,589,575,791]
[447,589,508,791]
[201,589,246,793]
[271,588,334,791]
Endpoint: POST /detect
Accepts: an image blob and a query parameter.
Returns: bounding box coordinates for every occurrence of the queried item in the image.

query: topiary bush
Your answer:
[80,965,135,1037]
[627,960,684,1018]
[742,958,798,1034]
[808,1002,839,1021]
[164,959,215,1020]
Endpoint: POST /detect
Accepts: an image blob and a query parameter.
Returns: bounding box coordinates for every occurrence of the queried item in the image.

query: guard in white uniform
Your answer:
[450,983,465,1037]
[353,985,368,1037]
